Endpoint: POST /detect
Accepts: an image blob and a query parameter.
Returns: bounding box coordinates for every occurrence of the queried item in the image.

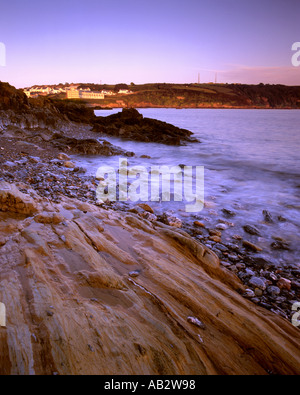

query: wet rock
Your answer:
[93,108,198,146]
[254,288,264,297]
[64,161,76,169]
[194,221,205,228]
[263,210,273,223]
[249,277,267,291]
[222,208,236,217]
[57,153,71,161]
[244,256,274,270]
[243,225,261,236]
[209,236,221,243]
[214,243,228,252]
[209,229,222,237]
[244,289,255,298]
[271,241,290,251]
[216,223,228,231]
[267,286,281,297]
[137,203,154,214]
[243,240,262,252]
[277,278,292,291]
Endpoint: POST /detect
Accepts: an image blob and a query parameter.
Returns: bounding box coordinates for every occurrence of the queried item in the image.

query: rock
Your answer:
[267,286,281,297]
[214,243,228,252]
[249,276,267,291]
[0,182,300,374]
[227,254,239,263]
[244,289,255,298]
[209,236,221,243]
[243,225,261,236]
[64,161,76,169]
[0,181,38,215]
[216,223,228,231]
[57,153,71,161]
[93,108,198,146]
[51,134,130,156]
[243,256,274,270]
[140,155,151,159]
[222,208,236,217]
[34,212,64,225]
[194,221,205,228]
[243,240,263,252]
[209,229,222,237]
[277,278,292,291]
[254,288,264,297]
[263,210,273,223]
[232,235,243,241]
[137,203,154,214]
[168,217,182,228]
[271,241,290,251]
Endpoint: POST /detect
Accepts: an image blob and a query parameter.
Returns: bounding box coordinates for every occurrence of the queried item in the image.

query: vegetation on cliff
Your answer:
[76,82,300,109]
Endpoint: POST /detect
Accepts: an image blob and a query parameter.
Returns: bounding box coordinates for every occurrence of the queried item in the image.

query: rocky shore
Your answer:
[0,81,300,375]
[0,179,299,375]
[0,148,299,323]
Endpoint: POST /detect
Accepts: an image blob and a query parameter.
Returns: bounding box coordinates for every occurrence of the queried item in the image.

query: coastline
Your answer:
[0,83,299,374]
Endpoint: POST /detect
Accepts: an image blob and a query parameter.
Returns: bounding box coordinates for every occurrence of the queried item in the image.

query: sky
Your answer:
[0,0,299,88]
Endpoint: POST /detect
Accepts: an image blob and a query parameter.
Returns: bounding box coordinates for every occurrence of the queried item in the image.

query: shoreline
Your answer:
[0,144,299,322]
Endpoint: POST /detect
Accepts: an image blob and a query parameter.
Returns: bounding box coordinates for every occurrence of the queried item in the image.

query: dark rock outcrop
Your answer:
[93,108,198,145]
[50,133,134,156]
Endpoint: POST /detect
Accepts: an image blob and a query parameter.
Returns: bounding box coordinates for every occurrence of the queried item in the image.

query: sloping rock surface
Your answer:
[0,182,299,375]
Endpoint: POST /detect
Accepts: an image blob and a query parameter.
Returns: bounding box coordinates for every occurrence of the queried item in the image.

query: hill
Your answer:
[75,82,300,109]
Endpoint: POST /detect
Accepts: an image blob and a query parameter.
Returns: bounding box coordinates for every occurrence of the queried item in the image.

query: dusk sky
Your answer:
[0,0,299,87]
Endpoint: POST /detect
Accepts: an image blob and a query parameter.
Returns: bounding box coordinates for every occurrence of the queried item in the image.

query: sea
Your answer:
[73,108,300,269]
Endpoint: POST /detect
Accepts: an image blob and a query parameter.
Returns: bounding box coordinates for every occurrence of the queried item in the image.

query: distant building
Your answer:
[118,89,132,94]
[66,89,104,100]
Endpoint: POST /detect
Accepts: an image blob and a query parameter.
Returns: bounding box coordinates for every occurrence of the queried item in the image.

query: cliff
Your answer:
[0,182,299,375]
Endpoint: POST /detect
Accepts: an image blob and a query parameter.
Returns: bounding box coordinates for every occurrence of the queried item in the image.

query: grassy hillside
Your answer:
[77,83,300,109]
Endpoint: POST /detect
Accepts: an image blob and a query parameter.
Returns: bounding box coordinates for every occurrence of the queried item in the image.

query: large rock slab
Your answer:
[0,185,299,375]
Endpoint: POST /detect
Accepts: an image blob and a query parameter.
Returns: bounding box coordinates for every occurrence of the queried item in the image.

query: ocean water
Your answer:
[74,108,300,268]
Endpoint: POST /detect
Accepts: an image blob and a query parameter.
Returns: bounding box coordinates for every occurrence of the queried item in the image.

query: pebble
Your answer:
[244,289,255,298]
[222,208,236,217]
[277,278,292,291]
[249,276,267,291]
[216,223,228,230]
[267,286,281,297]
[194,221,205,228]
[243,225,261,236]
[254,288,263,297]
[243,240,262,252]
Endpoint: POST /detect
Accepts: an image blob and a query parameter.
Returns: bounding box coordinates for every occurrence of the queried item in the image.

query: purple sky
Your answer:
[0,0,299,87]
